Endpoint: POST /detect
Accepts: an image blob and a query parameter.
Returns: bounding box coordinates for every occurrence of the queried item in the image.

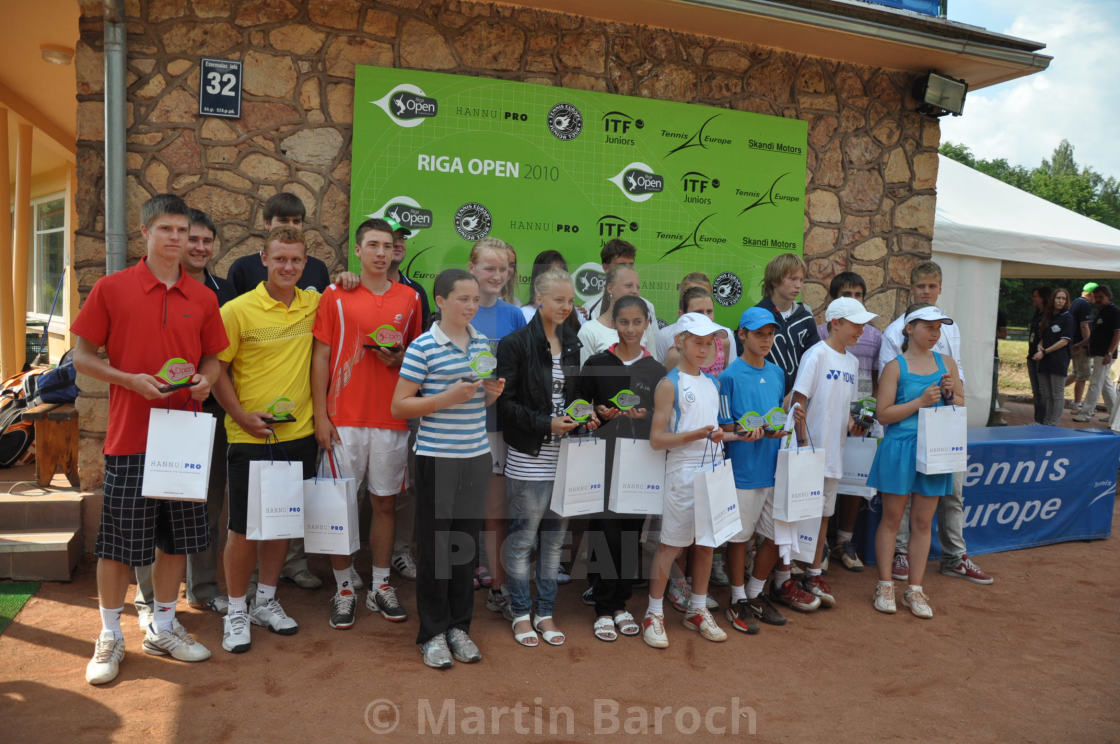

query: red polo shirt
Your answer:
[72,258,229,455]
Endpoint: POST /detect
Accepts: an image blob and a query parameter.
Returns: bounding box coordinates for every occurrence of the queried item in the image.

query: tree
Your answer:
[939,139,1118,326]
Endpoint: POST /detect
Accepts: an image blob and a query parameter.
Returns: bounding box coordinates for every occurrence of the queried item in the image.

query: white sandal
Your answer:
[613,610,640,636]
[593,615,617,642]
[511,614,538,647]
[532,615,566,646]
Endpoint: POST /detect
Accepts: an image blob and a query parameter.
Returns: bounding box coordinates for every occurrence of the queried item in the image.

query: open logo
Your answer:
[571,262,606,303]
[367,196,433,230]
[608,162,664,202]
[372,84,438,128]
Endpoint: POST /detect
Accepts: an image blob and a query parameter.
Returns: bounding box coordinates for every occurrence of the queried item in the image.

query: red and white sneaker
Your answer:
[642,612,669,649]
[941,555,993,584]
[682,607,728,642]
[800,575,836,608]
[771,578,821,612]
[891,553,909,581]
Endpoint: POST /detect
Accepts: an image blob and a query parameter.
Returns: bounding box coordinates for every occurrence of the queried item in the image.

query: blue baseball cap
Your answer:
[738,306,778,331]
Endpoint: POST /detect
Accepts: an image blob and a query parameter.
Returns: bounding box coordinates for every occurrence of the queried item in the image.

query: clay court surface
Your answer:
[3,400,1119,743]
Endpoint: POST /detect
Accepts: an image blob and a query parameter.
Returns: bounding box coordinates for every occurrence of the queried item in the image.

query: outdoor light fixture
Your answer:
[40,44,74,66]
[914,71,967,117]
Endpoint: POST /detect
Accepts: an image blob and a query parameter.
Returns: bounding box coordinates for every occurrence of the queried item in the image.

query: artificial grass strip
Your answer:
[0,582,40,635]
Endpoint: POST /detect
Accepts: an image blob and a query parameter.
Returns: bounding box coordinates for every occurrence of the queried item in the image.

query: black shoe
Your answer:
[725,599,760,634]
[329,590,357,630]
[747,593,788,626]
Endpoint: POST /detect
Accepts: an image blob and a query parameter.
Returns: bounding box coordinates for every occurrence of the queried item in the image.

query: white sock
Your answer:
[877,580,892,588]
[228,595,248,615]
[647,595,664,615]
[747,577,766,599]
[730,584,747,603]
[256,583,276,603]
[688,592,706,611]
[333,567,352,595]
[371,565,390,588]
[99,606,123,639]
[774,569,791,588]
[807,567,822,577]
[153,601,176,633]
[909,584,923,594]
[837,530,853,542]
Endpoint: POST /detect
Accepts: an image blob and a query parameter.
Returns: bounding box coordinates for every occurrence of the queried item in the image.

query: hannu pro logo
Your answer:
[372,84,438,128]
[608,162,664,202]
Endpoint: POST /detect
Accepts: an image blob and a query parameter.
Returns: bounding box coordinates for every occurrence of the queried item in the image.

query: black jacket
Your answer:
[578,350,666,440]
[496,313,582,457]
[756,296,820,392]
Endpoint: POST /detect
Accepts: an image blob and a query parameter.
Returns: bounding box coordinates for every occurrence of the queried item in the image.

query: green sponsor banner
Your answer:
[350,66,807,329]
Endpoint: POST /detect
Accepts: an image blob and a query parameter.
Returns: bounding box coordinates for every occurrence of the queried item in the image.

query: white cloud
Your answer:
[940,0,1120,178]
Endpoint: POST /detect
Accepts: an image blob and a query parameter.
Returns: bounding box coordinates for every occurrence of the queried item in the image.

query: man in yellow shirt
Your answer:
[212,226,319,653]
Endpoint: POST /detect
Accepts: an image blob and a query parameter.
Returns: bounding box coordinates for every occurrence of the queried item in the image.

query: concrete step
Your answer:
[0,493,83,531]
[0,530,81,581]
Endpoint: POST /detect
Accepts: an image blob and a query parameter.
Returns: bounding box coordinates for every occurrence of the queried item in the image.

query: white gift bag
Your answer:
[693,449,742,548]
[303,452,359,556]
[608,438,666,515]
[773,443,826,522]
[838,436,878,499]
[142,408,216,501]
[790,517,820,564]
[550,436,607,517]
[916,406,968,474]
[246,445,305,540]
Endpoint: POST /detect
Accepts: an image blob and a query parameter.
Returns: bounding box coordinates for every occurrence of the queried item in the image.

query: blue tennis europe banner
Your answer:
[858,426,1118,563]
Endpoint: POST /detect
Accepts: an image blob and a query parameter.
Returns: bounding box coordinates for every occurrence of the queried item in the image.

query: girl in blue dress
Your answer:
[868,304,964,620]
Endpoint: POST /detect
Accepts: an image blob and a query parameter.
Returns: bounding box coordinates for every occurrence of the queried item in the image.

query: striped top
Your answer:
[399,322,491,458]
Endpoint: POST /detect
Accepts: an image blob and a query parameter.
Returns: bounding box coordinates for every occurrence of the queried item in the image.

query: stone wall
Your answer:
[73,0,939,488]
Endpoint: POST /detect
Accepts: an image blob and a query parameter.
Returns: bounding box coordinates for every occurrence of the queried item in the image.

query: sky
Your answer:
[939,0,1120,179]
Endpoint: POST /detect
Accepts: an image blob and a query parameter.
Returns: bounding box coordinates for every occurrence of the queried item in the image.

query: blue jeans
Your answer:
[503,477,567,618]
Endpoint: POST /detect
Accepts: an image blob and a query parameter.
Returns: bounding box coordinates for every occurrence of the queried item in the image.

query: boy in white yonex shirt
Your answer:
[877,261,992,585]
[790,298,877,607]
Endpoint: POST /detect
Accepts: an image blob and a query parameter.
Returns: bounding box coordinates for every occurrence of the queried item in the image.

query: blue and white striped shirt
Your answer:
[399,322,491,458]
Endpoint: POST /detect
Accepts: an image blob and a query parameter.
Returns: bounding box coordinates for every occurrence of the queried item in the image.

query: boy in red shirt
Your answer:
[75,194,228,685]
[312,218,423,628]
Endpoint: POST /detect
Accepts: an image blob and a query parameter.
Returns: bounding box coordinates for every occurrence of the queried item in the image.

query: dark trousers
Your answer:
[587,514,645,616]
[1027,358,1046,424]
[414,453,490,645]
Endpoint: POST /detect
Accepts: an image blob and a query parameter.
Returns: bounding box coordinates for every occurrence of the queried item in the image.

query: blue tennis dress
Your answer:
[867,353,953,497]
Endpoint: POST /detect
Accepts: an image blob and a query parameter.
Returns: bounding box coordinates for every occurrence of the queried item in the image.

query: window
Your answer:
[27,194,66,318]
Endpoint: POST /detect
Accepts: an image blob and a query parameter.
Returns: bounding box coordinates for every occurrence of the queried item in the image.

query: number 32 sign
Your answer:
[199,58,243,119]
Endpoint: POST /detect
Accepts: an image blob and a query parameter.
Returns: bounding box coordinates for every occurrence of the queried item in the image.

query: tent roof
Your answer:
[932,154,1120,278]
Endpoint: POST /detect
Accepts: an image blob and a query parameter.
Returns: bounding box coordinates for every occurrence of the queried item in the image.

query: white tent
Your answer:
[930,155,1120,427]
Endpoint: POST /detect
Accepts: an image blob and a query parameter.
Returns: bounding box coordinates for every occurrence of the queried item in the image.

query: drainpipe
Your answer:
[103,0,127,274]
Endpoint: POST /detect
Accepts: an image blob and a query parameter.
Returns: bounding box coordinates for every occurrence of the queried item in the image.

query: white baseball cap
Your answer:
[825,297,877,324]
[673,312,723,338]
[904,305,954,325]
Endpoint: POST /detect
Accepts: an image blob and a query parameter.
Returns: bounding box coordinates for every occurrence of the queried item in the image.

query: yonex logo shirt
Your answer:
[399,323,490,458]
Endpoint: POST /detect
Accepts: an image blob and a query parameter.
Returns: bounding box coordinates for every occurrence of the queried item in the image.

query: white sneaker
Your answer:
[667,579,689,612]
[391,550,417,581]
[682,607,728,642]
[222,612,252,653]
[250,597,299,635]
[86,630,125,685]
[642,612,669,649]
[347,565,365,592]
[902,588,934,619]
[136,603,153,631]
[143,621,211,662]
[709,558,731,587]
[873,582,897,614]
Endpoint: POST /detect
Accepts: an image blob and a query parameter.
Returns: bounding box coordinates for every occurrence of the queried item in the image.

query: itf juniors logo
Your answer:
[372,84,438,128]
[608,162,664,202]
[547,103,583,140]
[367,195,434,230]
[454,202,492,241]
